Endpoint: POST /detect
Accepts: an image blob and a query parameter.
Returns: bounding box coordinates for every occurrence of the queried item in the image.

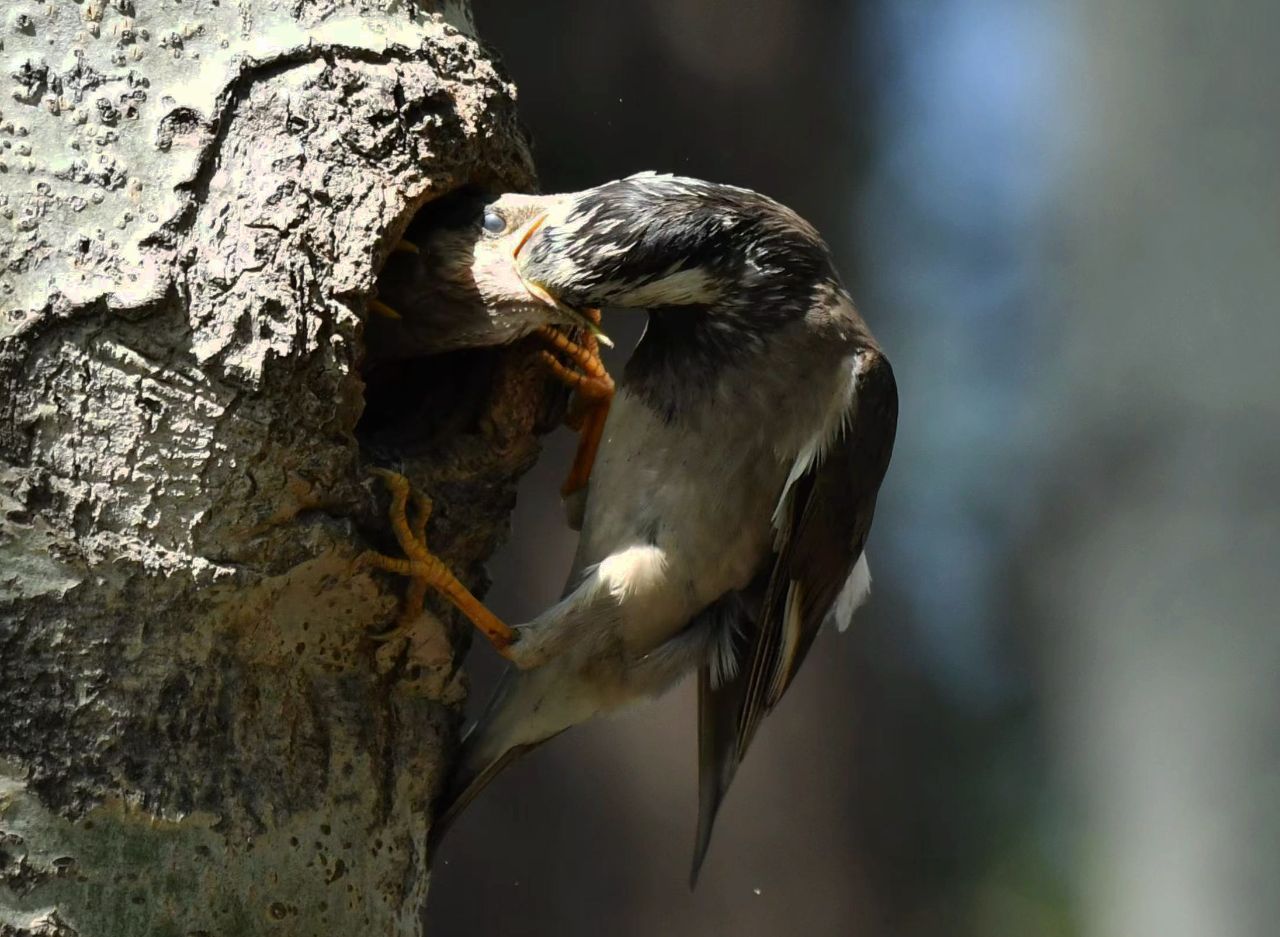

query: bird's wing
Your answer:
[736,349,897,756]
[690,348,897,885]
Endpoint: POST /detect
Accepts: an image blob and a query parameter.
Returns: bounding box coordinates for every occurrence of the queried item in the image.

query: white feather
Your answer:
[593,544,668,601]
[708,611,745,689]
[831,553,872,633]
[540,199,602,236]
[612,265,720,306]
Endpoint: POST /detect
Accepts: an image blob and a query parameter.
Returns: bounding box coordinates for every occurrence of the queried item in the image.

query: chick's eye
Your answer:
[482,209,507,234]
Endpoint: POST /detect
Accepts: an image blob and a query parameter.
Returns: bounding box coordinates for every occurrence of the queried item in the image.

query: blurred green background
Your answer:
[427,2,1280,934]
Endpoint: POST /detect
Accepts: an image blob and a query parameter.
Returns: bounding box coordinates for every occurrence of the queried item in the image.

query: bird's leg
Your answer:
[536,308,615,497]
[357,469,519,658]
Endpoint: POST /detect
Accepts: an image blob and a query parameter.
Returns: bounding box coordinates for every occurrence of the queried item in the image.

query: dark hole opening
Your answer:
[355,185,501,456]
[357,347,499,456]
[355,184,570,459]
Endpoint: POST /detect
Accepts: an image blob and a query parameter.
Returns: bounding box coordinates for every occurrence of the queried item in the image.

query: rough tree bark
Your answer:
[0,1,547,933]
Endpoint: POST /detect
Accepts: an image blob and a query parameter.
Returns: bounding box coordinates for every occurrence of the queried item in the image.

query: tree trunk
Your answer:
[0,2,543,933]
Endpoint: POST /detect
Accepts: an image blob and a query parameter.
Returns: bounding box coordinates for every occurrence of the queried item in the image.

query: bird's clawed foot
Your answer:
[537,308,615,497]
[357,468,519,657]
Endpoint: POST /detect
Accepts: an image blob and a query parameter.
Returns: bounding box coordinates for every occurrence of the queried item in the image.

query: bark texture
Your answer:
[0,1,544,933]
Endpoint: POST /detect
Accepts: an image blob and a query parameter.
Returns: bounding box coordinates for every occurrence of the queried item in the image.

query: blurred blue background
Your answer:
[428,2,1280,934]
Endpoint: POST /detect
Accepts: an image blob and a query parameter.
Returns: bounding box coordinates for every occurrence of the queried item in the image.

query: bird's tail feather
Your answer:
[691,662,747,888]
[426,666,583,858]
[427,734,559,856]
[428,669,520,854]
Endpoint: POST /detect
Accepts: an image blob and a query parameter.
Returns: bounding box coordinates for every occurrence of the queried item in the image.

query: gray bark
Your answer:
[0,1,543,933]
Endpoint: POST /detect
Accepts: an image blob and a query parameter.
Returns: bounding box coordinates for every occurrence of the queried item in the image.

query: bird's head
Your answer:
[509,173,833,317]
[377,175,836,362]
[469,193,614,345]
[431,190,610,342]
[371,189,610,360]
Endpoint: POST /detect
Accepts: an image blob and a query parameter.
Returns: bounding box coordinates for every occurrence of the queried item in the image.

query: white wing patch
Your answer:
[831,553,871,633]
[763,558,869,704]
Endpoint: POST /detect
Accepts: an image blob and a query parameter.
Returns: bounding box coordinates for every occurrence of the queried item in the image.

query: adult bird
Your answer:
[361,172,898,884]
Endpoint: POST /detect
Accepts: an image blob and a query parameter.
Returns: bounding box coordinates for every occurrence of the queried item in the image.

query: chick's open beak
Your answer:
[511,213,613,348]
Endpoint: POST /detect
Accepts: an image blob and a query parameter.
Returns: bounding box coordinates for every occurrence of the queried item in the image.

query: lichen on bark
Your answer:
[1,1,545,933]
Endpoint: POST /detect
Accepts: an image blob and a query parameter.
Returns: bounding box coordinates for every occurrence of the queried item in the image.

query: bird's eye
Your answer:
[482,209,507,234]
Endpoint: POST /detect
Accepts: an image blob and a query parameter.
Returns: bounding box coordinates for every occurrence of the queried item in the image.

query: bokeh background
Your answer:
[428,2,1280,935]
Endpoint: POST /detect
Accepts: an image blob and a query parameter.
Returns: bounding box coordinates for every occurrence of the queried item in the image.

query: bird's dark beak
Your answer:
[511,213,613,348]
